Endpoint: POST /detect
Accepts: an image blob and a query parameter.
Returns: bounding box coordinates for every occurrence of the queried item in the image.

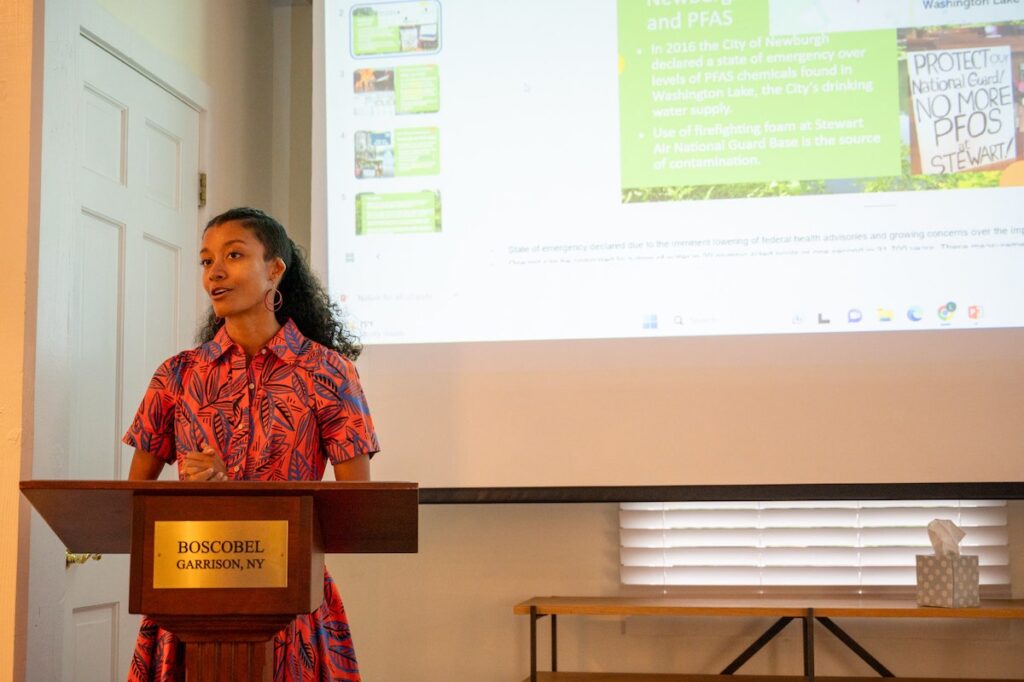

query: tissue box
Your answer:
[915,555,979,607]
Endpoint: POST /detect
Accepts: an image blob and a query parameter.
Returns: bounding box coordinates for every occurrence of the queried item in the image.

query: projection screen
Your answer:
[313,0,1024,494]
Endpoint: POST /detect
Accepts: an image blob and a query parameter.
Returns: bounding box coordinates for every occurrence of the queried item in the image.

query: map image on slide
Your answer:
[617,0,1024,203]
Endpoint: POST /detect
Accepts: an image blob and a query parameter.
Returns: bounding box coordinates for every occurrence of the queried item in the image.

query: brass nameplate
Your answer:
[152,520,288,589]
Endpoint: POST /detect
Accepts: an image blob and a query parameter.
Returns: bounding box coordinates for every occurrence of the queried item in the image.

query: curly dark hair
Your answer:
[197,207,361,360]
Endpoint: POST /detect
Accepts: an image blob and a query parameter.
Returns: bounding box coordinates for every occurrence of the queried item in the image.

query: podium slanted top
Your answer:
[20,480,418,554]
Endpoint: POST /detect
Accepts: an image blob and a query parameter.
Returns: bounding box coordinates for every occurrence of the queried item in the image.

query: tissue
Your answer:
[927,518,966,556]
[916,519,979,608]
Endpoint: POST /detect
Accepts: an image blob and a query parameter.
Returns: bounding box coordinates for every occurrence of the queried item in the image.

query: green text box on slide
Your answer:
[395,65,440,114]
[618,0,901,189]
[394,128,440,176]
[356,191,441,235]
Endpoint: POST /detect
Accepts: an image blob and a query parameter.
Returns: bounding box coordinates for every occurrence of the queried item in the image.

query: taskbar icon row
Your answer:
[795,302,984,326]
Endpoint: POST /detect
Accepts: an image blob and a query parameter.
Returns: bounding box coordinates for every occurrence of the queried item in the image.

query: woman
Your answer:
[123,207,378,681]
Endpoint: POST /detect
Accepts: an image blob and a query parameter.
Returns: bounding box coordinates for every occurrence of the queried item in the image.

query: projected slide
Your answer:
[323,0,1024,344]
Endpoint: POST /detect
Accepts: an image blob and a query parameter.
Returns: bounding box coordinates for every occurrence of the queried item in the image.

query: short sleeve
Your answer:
[122,353,189,464]
[312,352,380,465]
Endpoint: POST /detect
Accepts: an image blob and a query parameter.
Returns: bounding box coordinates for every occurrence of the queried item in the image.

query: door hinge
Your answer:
[198,172,207,208]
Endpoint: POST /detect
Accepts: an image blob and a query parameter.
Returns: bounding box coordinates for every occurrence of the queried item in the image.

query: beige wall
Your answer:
[1,0,37,679]
[198,0,275,219]
[271,2,313,254]
[93,0,206,77]
[286,3,313,254]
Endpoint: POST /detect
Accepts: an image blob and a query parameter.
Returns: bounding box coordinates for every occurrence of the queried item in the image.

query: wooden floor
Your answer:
[524,671,1019,675]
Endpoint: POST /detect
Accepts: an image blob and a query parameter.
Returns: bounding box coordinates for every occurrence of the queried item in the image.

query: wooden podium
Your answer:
[21,480,418,681]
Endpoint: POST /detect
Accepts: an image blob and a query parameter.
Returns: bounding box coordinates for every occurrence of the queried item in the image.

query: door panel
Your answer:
[68,209,124,482]
[142,236,181,377]
[53,36,201,682]
[143,119,182,210]
[71,603,119,681]
[80,86,126,184]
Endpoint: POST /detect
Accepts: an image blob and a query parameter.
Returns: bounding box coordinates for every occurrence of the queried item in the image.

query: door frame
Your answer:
[19,1,210,678]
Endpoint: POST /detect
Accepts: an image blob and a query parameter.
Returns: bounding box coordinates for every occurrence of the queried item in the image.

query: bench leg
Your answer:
[720,616,794,674]
[551,614,557,672]
[528,607,557,680]
[530,606,537,682]
[817,617,894,677]
[803,608,815,680]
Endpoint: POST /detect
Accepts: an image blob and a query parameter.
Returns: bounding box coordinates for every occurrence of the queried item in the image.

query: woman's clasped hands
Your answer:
[182,444,228,481]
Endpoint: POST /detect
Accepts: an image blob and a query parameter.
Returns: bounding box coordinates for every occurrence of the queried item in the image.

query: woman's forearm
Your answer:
[128,448,165,481]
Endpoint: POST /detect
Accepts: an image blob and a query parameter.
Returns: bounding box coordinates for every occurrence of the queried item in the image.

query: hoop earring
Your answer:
[264,288,283,312]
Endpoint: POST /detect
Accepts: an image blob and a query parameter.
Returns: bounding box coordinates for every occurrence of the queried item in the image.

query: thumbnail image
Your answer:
[350,1,441,58]
[353,65,440,116]
[355,128,440,179]
[355,131,395,178]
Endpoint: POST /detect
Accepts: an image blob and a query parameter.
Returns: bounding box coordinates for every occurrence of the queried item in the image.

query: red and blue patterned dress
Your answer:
[123,319,379,682]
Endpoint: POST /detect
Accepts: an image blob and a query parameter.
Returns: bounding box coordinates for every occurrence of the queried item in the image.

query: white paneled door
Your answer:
[59,36,198,681]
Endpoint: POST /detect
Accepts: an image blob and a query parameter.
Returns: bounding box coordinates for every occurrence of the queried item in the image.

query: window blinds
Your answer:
[620,500,1010,591]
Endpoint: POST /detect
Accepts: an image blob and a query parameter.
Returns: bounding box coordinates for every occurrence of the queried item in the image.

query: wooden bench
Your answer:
[513,596,1024,681]
[516,671,1011,675]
